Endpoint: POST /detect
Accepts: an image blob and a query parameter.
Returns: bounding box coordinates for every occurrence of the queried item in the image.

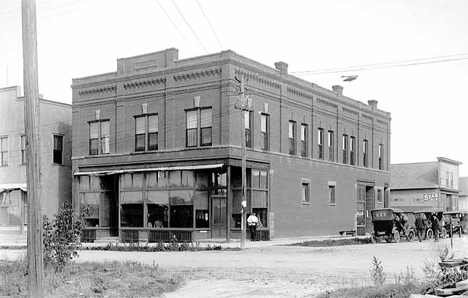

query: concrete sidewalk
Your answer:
[0,228,364,249]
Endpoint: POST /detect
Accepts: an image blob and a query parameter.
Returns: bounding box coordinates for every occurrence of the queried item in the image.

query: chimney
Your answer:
[165,48,179,67]
[332,85,343,96]
[368,100,378,109]
[274,61,288,75]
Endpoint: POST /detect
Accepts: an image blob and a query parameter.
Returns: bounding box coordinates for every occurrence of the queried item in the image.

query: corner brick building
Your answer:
[71,48,391,242]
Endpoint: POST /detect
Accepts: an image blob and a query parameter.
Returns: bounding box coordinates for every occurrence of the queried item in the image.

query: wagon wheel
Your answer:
[406,230,415,242]
[441,228,447,239]
[426,229,434,240]
[371,233,378,244]
[393,230,401,243]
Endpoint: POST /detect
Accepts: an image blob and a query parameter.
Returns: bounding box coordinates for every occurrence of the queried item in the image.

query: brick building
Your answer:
[0,86,72,227]
[71,48,391,242]
[390,157,462,212]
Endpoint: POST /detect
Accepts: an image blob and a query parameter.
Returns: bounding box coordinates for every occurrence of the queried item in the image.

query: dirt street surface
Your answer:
[2,236,468,297]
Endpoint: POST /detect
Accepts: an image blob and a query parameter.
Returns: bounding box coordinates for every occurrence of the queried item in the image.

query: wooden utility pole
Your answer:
[235,75,249,249]
[22,0,44,297]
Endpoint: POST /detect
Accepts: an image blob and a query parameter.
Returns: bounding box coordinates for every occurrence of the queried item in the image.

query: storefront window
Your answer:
[195,171,209,189]
[147,190,169,228]
[195,190,209,228]
[181,171,194,187]
[80,193,99,227]
[158,171,168,188]
[231,190,242,228]
[169,190,194,228]
[120,191,143,227]
[169,171,182,187]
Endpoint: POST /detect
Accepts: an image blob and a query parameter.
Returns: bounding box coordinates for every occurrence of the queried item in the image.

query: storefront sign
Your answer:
[413,193,438,202]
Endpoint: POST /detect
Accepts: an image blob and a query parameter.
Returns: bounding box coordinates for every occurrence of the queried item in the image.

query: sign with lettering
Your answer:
[413,193,438,202]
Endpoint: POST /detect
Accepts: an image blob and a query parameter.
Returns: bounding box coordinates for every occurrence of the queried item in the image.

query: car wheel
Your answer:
[427,229,434,240]
[393,231,401,243]
[406,230,415,242]
[441,228,447,239]
[371,233,377,244]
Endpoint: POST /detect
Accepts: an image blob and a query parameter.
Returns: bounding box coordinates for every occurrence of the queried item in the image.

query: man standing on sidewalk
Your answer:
[247,213,259,241]
[415,213,426,242]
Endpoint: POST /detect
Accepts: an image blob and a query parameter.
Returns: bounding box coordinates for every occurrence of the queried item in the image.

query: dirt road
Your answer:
[2,237,467,297]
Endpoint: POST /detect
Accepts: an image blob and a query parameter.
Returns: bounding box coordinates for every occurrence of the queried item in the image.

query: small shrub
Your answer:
[394,265,416,285]
[43,203,87,271]
[370,255,386,286]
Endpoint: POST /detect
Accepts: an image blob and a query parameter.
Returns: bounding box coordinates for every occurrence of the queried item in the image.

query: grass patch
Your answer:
[288,237,372,247]
[0,258,183,298]
[316,283,427,298]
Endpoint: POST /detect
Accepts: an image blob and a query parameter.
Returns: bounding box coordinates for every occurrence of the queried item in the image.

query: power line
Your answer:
[196,0,223,50]
[291,53,468,76]
[171,0,209,54]
[156,0,188,43]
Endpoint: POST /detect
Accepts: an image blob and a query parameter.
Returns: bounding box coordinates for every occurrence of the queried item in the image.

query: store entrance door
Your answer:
[211,195,226,238]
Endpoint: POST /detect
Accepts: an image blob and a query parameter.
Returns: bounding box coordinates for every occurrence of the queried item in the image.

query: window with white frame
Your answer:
[317,128,324,159]
[186,108,212,147]
[350,136,356,165]
[342,134,348,164]
[301,124,308,157]
[289,121,296,155]
[260,114,269,150]
[328,130,334,162]
[53,135,63,164]
[135,114,158,152]
[363,139,369,167]
[328,181,336,205]
[1,136,8,166]
[301,179,310,204]
[89,120,110,155]
[245,110,252,148]
[20,135,26,165]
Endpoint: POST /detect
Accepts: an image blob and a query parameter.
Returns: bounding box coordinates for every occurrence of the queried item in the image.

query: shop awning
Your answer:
[74,163,225,176]
[0,183,27,193]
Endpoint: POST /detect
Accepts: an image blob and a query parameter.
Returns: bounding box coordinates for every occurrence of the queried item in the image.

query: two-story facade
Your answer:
[390,157,462,212]
[71,48,391,242]
[0,86,72,227]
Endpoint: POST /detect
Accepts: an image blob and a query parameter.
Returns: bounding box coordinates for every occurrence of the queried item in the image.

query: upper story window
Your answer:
[53,135,63,165]
[363,139,369,167]
[289,121,296,155]
[186,108,212,147]
[450,172,454,188]
[301,179,310,204]
[300,124,308,157]
[328,130,334,162]
[350,136,356,166]
[342,134,349,164]
[244,110,252,148]
[317,128,324,159]
[378,143,384,170]
[89,120,110,155]
[20,135,26,165]
[260,114,269,150]
[200,109,212,146]
[446,171,449,187]
[1,136,8,166]
[135,114,158,152]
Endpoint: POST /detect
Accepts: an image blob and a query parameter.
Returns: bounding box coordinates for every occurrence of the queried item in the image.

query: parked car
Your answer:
[414,208,447,239]
[370,208,415,243]
[443,211,467,237]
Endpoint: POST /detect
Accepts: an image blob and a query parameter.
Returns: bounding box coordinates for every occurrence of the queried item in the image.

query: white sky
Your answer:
[1,0,468,175]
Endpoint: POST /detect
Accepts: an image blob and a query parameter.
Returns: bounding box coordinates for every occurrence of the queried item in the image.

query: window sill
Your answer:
[301,201,311,205]
[328,203,336,206]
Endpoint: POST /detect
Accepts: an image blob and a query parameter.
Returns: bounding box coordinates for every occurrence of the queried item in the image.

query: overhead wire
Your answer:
[171,0,209,54]
[291,53,468,76]
[156,0,189,43]
[195,0,223,50]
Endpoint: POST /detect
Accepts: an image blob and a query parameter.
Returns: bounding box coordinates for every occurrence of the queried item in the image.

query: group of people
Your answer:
[247,212,263,241]
[414,213,445,242]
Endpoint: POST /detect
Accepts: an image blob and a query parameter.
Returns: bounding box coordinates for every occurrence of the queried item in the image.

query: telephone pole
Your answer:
[22,0,44,297]
[235,75,249,249]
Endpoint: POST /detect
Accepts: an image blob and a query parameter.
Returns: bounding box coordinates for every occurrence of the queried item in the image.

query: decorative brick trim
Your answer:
[342,106,359,116]
[316,97,338,109]
[234,69,281,89]
[174,68,221,82]
[123,77,165,89]
[174,84,221,94]
[286,87,313,100]
[78,85,117,96]
[362,114,373,121]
